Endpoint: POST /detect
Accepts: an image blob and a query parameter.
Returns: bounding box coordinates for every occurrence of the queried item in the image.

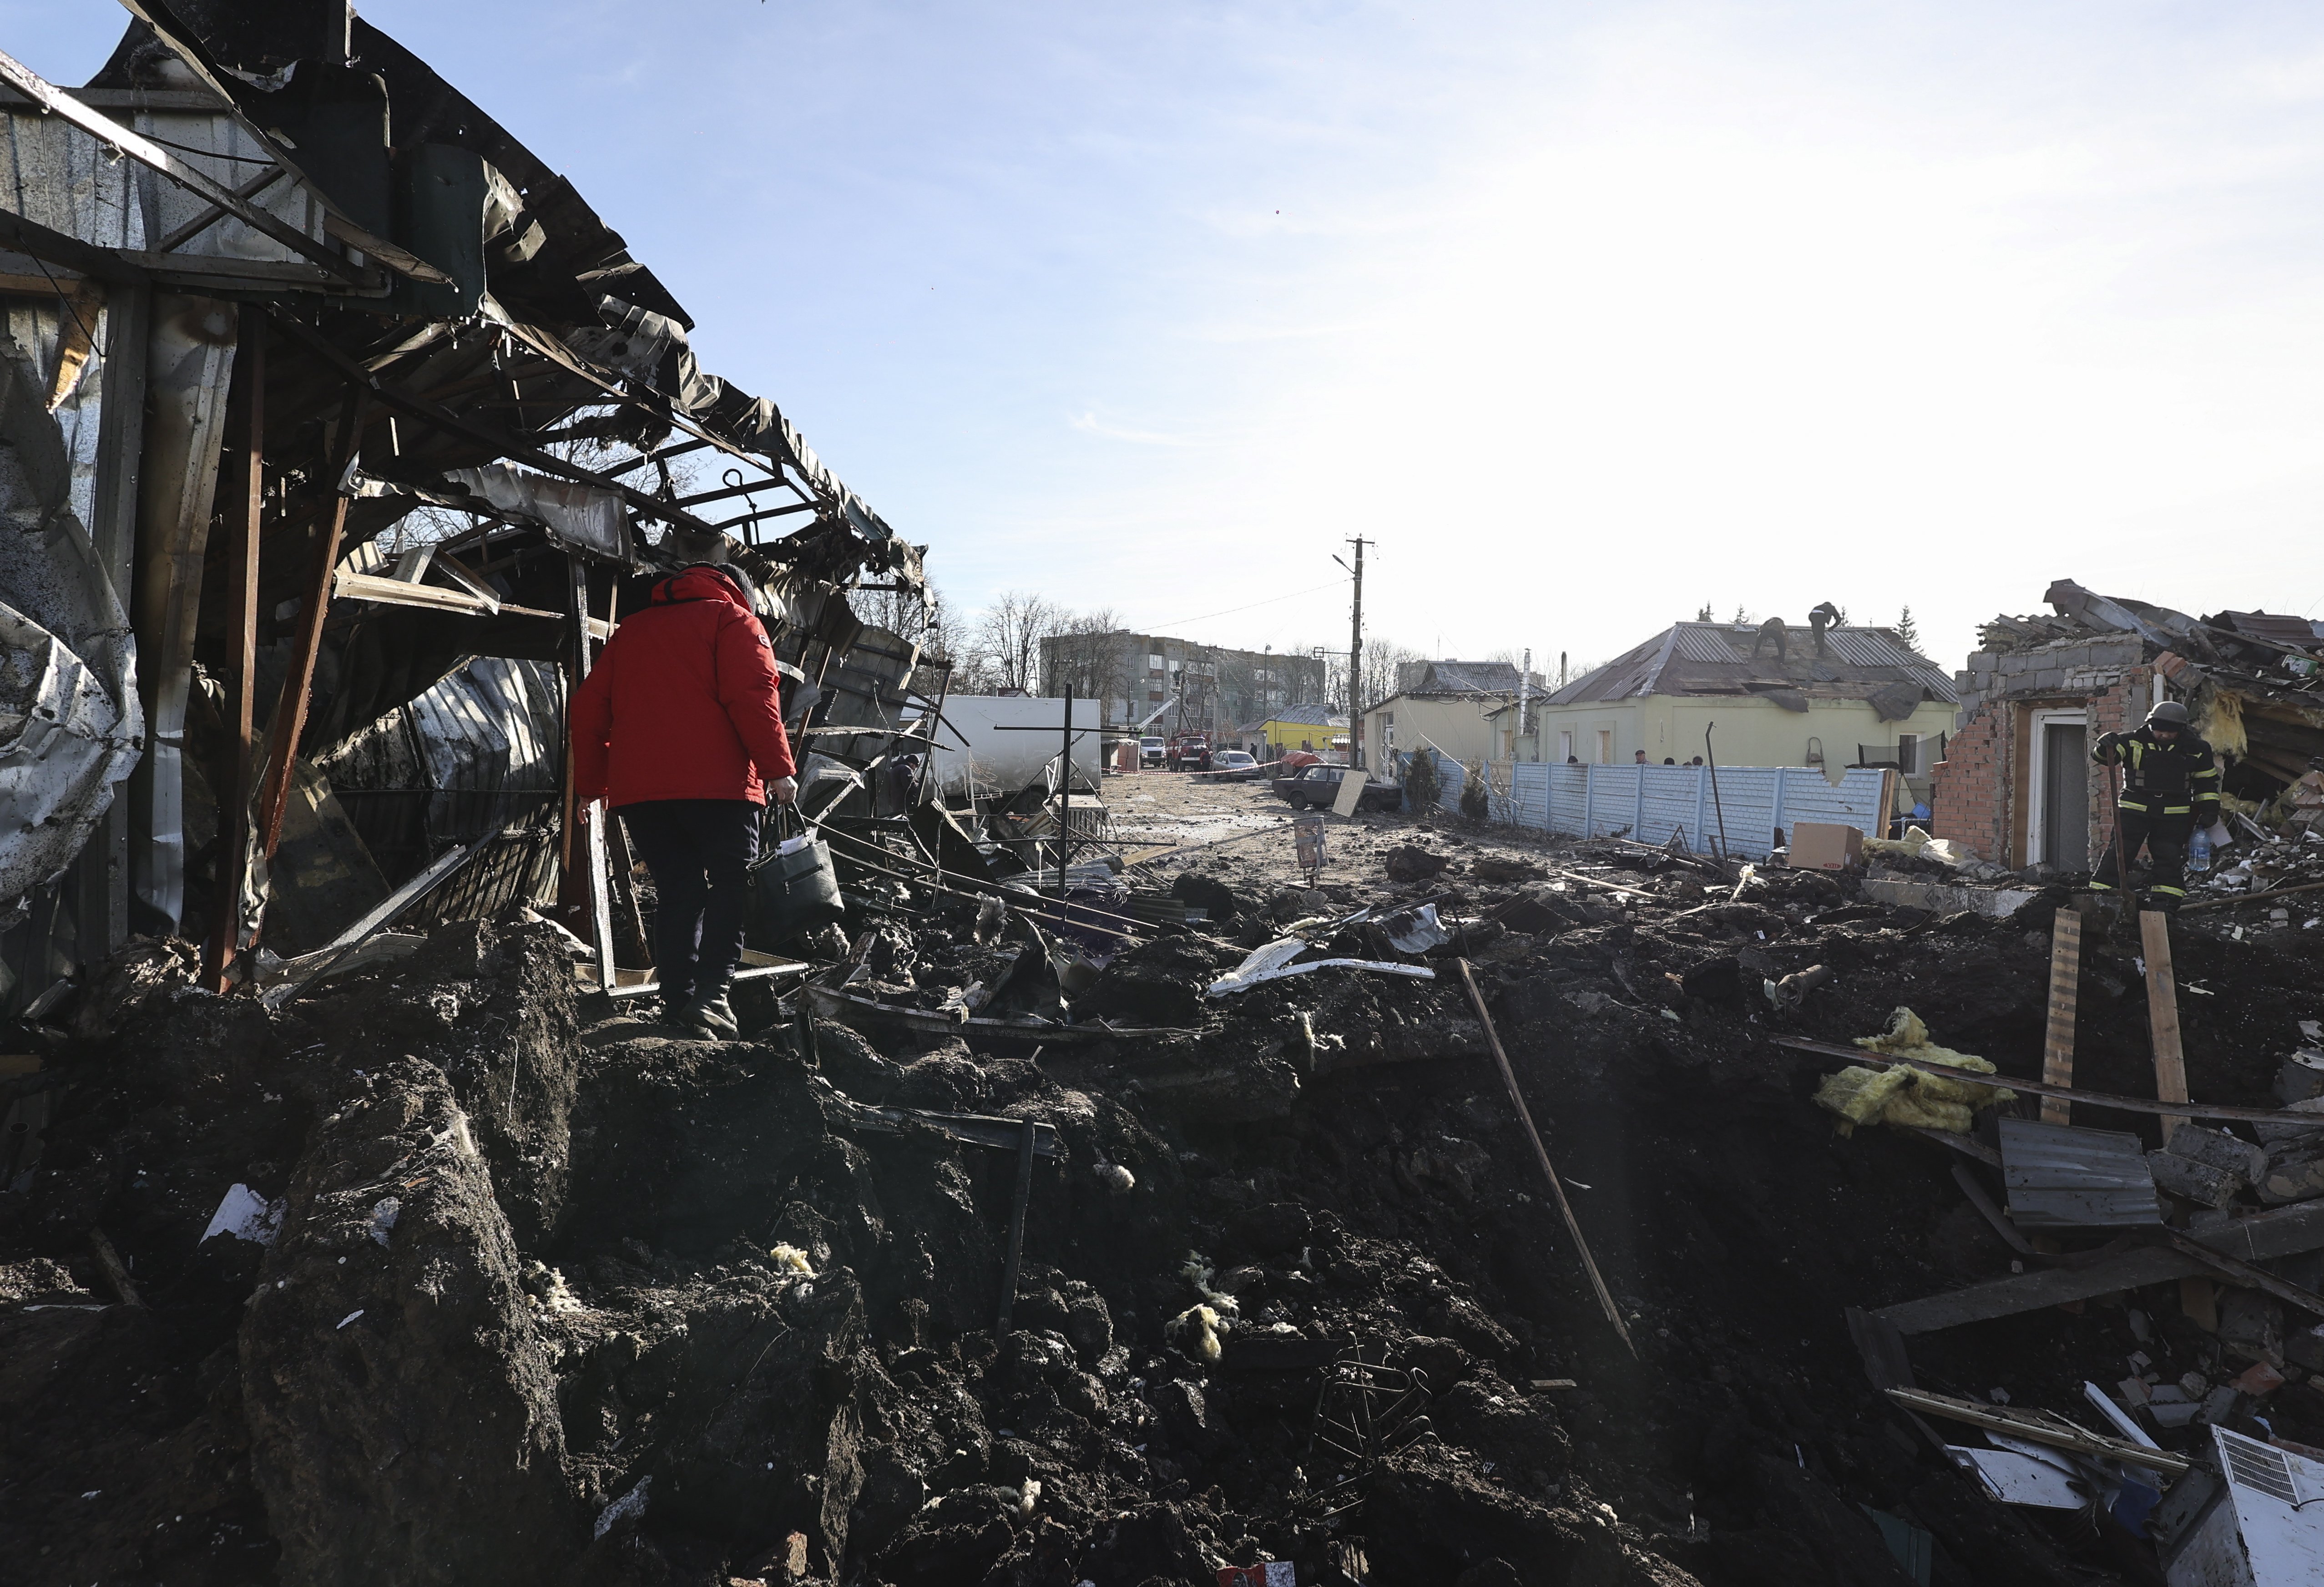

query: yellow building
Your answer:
[1237,704,1349,761]
[1528,621,1958,800]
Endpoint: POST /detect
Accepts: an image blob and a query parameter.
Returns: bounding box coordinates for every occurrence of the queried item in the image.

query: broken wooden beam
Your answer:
[2040,907,2081,1125]
[1873,1197,2324,1333]
[201,309,263,995]
[1885,1388,2190,1475]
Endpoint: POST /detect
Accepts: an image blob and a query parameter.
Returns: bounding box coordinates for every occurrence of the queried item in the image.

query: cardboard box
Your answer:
[1788,822,1863,871]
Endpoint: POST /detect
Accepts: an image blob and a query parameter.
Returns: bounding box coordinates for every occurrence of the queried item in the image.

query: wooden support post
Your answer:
[1456,960,1637,1357]
[254,387,369,865]
[201,307,263,994]
[2142,910,2188,1145]
[2040,908,2083,1124]
[559,554,617,991]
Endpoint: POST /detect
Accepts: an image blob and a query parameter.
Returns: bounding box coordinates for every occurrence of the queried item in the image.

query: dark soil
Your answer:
[5,819,2322,1587]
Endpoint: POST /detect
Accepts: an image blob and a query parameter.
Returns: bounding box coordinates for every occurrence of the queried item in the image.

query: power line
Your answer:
[1136,576,1350,634]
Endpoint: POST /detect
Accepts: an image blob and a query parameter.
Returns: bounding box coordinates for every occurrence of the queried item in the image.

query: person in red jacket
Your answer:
[570,563,797,1037]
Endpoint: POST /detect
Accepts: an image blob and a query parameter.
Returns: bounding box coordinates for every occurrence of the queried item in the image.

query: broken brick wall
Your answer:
[1931,647,2154,870]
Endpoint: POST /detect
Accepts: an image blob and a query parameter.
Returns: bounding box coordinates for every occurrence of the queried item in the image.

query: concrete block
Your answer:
[2257,1095,2324,1144]
[2149,1150,2240,1209]
[2258,1146,2324,1206]
[2219,1290,2284,1366]
[2165,1124,2267,1184]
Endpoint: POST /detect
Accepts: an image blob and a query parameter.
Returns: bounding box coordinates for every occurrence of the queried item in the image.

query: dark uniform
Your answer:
[2091,716,2220,908]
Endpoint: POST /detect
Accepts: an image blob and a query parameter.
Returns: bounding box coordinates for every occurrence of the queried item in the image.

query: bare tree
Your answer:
[972,591,1063,694]
[1359,637,1421,713]
[1041,608,1129,710]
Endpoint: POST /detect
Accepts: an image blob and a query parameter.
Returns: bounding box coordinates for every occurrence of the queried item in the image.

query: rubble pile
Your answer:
[7,803,2322,1587]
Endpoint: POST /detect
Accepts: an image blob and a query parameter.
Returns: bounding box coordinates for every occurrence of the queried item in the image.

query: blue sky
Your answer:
[12,1,2324,671]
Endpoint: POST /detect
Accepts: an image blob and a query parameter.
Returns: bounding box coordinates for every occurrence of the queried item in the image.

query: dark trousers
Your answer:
[2092,808,2190,905]
[617,799,761,1003]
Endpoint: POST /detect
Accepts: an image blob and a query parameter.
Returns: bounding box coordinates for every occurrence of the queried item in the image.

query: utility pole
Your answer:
[1348,537,1364,767]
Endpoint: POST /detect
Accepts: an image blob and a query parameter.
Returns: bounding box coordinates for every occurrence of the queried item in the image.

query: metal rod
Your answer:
[0,49,369,284]
[995,1115,1039,1338]
[1455,960,1637,1357]
[1058,687,1073,900]
[154,166,287,253]
[268,312,727,538]
[1703,721,1731,864]
[202,307,263,993]
[263,835,492,1007]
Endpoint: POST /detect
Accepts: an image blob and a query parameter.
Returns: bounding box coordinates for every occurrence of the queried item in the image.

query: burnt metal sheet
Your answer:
[1999,1116,2163,1229]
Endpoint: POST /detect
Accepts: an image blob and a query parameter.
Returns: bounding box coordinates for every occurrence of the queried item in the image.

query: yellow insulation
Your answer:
[2198,688,2248,760]
[1814,1007,2016,1136]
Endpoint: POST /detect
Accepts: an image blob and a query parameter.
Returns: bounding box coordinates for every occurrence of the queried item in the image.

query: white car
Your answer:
[1139,736,1166,767]
[1212,750,1261,781]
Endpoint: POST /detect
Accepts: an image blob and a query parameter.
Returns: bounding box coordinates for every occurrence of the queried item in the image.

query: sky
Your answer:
[11,0,2324,675]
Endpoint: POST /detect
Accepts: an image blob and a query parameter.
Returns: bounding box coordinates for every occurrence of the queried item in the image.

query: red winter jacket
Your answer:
[569,566,796,808]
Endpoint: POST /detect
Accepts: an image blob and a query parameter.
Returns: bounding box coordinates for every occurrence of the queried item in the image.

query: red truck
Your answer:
[1165,733,1213,773]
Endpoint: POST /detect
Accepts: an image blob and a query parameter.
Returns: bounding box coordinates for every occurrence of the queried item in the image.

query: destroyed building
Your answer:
[0,2,929,1007]
[8,12,2324,1587]
[1934,579,2324,875]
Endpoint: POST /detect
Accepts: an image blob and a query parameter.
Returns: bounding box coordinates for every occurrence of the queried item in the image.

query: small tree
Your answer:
[1460,759,1490,821]
[1895,605,1923,655]
[1696,602,1713,622]
[1403,750,1440,815]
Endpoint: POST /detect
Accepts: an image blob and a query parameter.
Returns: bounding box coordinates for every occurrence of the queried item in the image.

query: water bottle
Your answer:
[2188,826,2212,874]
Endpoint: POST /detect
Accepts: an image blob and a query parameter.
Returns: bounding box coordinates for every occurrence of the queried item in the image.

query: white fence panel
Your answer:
[1401,756,1890,858]
[1509,761,1551,830]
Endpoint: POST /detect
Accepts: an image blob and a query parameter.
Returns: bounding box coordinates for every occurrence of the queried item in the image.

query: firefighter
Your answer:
[2090,699,2220,911]
[571,563,798,1038]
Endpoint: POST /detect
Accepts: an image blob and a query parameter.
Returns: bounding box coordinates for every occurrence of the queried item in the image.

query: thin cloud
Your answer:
[1068,410,1198,445]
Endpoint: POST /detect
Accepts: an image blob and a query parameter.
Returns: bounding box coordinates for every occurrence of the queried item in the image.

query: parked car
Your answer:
[1212,750,1261,781]
[1139,736,1166,768]
[1272,763,1400,811]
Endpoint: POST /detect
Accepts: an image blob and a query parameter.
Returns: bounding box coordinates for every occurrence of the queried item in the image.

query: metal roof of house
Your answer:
[1259,703,1345,727]
[1543,622,1956,719]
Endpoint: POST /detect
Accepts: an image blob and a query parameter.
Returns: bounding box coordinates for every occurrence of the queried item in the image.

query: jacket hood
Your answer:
[651,565,753,610]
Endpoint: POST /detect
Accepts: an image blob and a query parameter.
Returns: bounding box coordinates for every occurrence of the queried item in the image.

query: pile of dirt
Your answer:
[6,833,2323,1586]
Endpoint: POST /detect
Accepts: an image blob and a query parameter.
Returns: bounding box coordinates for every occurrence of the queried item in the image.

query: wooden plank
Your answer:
[1885,1389,2189,1475]
[2142,910,2188,1145]
[1874,1198,2324,1334]
[331,568,497,615]
[200,309,263,993]
[2040,908,2082,1124]
[1771,1035,2289,1124]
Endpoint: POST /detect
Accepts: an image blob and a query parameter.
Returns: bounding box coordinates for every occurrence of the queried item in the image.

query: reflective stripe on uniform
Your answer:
[2152,884,2187,897]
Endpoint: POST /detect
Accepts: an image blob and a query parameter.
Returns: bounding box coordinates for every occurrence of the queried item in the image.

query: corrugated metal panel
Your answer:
[1674,625,1744,662]
[1998,1117,2162,1229]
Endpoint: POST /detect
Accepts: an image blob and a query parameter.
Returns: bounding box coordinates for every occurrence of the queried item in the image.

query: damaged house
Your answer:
[1526,619,1957,794]
[0,1,931,1009]
[1932,579,2324,874]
